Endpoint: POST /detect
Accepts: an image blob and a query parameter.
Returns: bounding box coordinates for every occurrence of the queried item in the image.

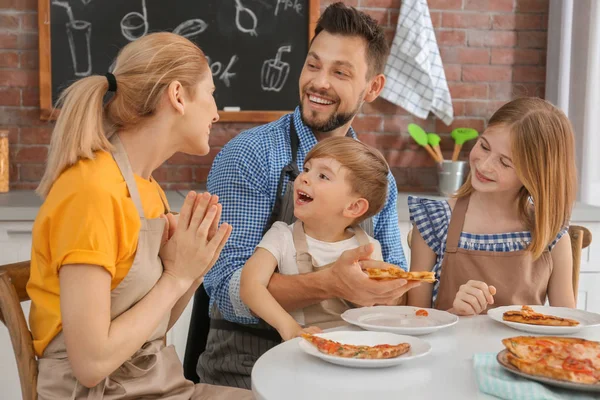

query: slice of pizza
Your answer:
[506,353,599,385]
[502,336,600,384]
[502,305,580,326]
[502,336,591,361]
[363,267,436,283]
[301,333,411,359]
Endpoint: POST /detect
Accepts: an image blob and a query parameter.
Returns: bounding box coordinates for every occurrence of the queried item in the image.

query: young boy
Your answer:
[240,137,415,340]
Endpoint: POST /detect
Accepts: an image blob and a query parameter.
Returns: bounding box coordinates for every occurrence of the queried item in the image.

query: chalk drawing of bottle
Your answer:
[52,1,92,77]
[121,0,148,41]
[261,45,291,92]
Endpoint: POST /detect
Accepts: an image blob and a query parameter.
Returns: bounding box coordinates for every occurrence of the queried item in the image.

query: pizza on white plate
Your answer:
[301,333,411,359]
[503,305,580,326]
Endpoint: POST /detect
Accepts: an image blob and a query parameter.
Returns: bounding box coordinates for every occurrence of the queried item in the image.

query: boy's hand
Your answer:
[280,323,322,341]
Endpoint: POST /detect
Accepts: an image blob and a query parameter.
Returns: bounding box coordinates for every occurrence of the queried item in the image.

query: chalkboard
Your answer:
[38,0,320,122]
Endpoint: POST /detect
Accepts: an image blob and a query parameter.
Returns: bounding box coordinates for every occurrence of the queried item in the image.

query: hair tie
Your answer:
[105,72,117,93]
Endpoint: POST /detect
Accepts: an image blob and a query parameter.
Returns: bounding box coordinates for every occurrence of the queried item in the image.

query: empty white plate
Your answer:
[298,330,431,368]
[488,305,600,334]
[341,306,459,335]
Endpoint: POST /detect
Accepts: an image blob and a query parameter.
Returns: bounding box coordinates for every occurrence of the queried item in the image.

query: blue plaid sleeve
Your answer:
[407,196,449,256]
[549,226,569,251]
[203,136,272,324]
[373,172,408,270]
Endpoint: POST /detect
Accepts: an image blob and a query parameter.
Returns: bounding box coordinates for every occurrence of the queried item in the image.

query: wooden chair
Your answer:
[569,225,592,302]
[405,225,592,301]
[0,260,37,400]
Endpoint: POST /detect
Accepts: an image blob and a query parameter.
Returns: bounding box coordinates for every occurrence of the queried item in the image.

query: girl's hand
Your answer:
[162,191,232,289]
[451,280,497,316]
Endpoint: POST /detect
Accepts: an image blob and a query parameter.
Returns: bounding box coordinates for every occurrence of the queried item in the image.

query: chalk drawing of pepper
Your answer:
[235,0,258,37]
[261,45,292,92]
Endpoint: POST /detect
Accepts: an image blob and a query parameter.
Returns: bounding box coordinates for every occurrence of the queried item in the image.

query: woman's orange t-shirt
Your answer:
[26,151,169,356]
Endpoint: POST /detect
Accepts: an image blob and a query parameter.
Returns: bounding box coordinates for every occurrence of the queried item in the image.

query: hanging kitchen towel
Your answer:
[380,0,454,125]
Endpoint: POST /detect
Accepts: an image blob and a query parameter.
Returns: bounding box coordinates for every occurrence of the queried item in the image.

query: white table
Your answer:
[251,316,600,400]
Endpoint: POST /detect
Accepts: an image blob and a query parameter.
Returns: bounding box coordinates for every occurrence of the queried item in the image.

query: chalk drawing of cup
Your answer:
[121,0,148,41]
[66,20,92,77]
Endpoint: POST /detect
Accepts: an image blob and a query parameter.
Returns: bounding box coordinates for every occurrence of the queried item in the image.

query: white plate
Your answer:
[298,331,431,368]
[341,306,459,335]
[497,349,600,393]
[488,305,600,334]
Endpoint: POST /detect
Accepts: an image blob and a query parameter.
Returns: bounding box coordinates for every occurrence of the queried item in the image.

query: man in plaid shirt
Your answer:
[196,2,415,388]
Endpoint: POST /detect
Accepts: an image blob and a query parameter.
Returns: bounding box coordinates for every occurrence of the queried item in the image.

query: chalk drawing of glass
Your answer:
[52,1,92,77]
[67,20,92,76]
[121,0,148,41]
[261,46,291,92]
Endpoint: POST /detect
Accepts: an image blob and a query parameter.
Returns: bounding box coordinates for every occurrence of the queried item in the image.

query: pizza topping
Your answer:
[563,357,594,375]
[301,333,411,360]
[536,339,555,347]
[502,306,580,326]
[503,336,600,384]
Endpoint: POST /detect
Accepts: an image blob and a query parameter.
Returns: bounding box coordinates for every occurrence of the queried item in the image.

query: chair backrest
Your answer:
[568,225,592,302]
[0,261,37,400]
[405,225,592,301]
[182,283,211,383]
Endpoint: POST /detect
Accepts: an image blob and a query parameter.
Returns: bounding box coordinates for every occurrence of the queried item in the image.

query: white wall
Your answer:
[546,0,600,206]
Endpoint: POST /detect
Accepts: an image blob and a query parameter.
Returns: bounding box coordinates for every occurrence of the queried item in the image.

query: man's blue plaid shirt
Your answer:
[204,107,408,324]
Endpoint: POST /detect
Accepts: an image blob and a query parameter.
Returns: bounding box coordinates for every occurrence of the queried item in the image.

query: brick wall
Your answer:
[0,0,549,192]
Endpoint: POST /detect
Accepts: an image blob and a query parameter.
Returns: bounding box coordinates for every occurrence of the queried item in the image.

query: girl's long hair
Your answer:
[455,97,577,259]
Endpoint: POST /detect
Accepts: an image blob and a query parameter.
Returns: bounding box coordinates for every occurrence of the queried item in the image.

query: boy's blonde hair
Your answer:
[305,136,389,224]
[37,32,210,197]
[455,97,577,259]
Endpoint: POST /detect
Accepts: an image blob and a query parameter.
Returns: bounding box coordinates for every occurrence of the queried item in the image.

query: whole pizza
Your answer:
[502,336,600,384]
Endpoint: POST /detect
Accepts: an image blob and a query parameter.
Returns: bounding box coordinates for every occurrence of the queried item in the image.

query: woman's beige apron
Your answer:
[434,195,553,312]
[37,134,251,400]
[292,221,370,329]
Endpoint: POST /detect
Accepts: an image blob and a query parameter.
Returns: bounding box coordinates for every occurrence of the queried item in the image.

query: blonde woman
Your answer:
[27,33,251,399]
[407,97,577,315]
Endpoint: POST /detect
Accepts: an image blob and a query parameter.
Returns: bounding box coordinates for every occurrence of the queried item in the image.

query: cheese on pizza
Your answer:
[301,334,411,359]
[363,267,436,283]
[503,305,579,326]
[502,336,600,385]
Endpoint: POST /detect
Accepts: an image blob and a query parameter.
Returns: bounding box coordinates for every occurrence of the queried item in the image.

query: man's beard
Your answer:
[299,97,361,133]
